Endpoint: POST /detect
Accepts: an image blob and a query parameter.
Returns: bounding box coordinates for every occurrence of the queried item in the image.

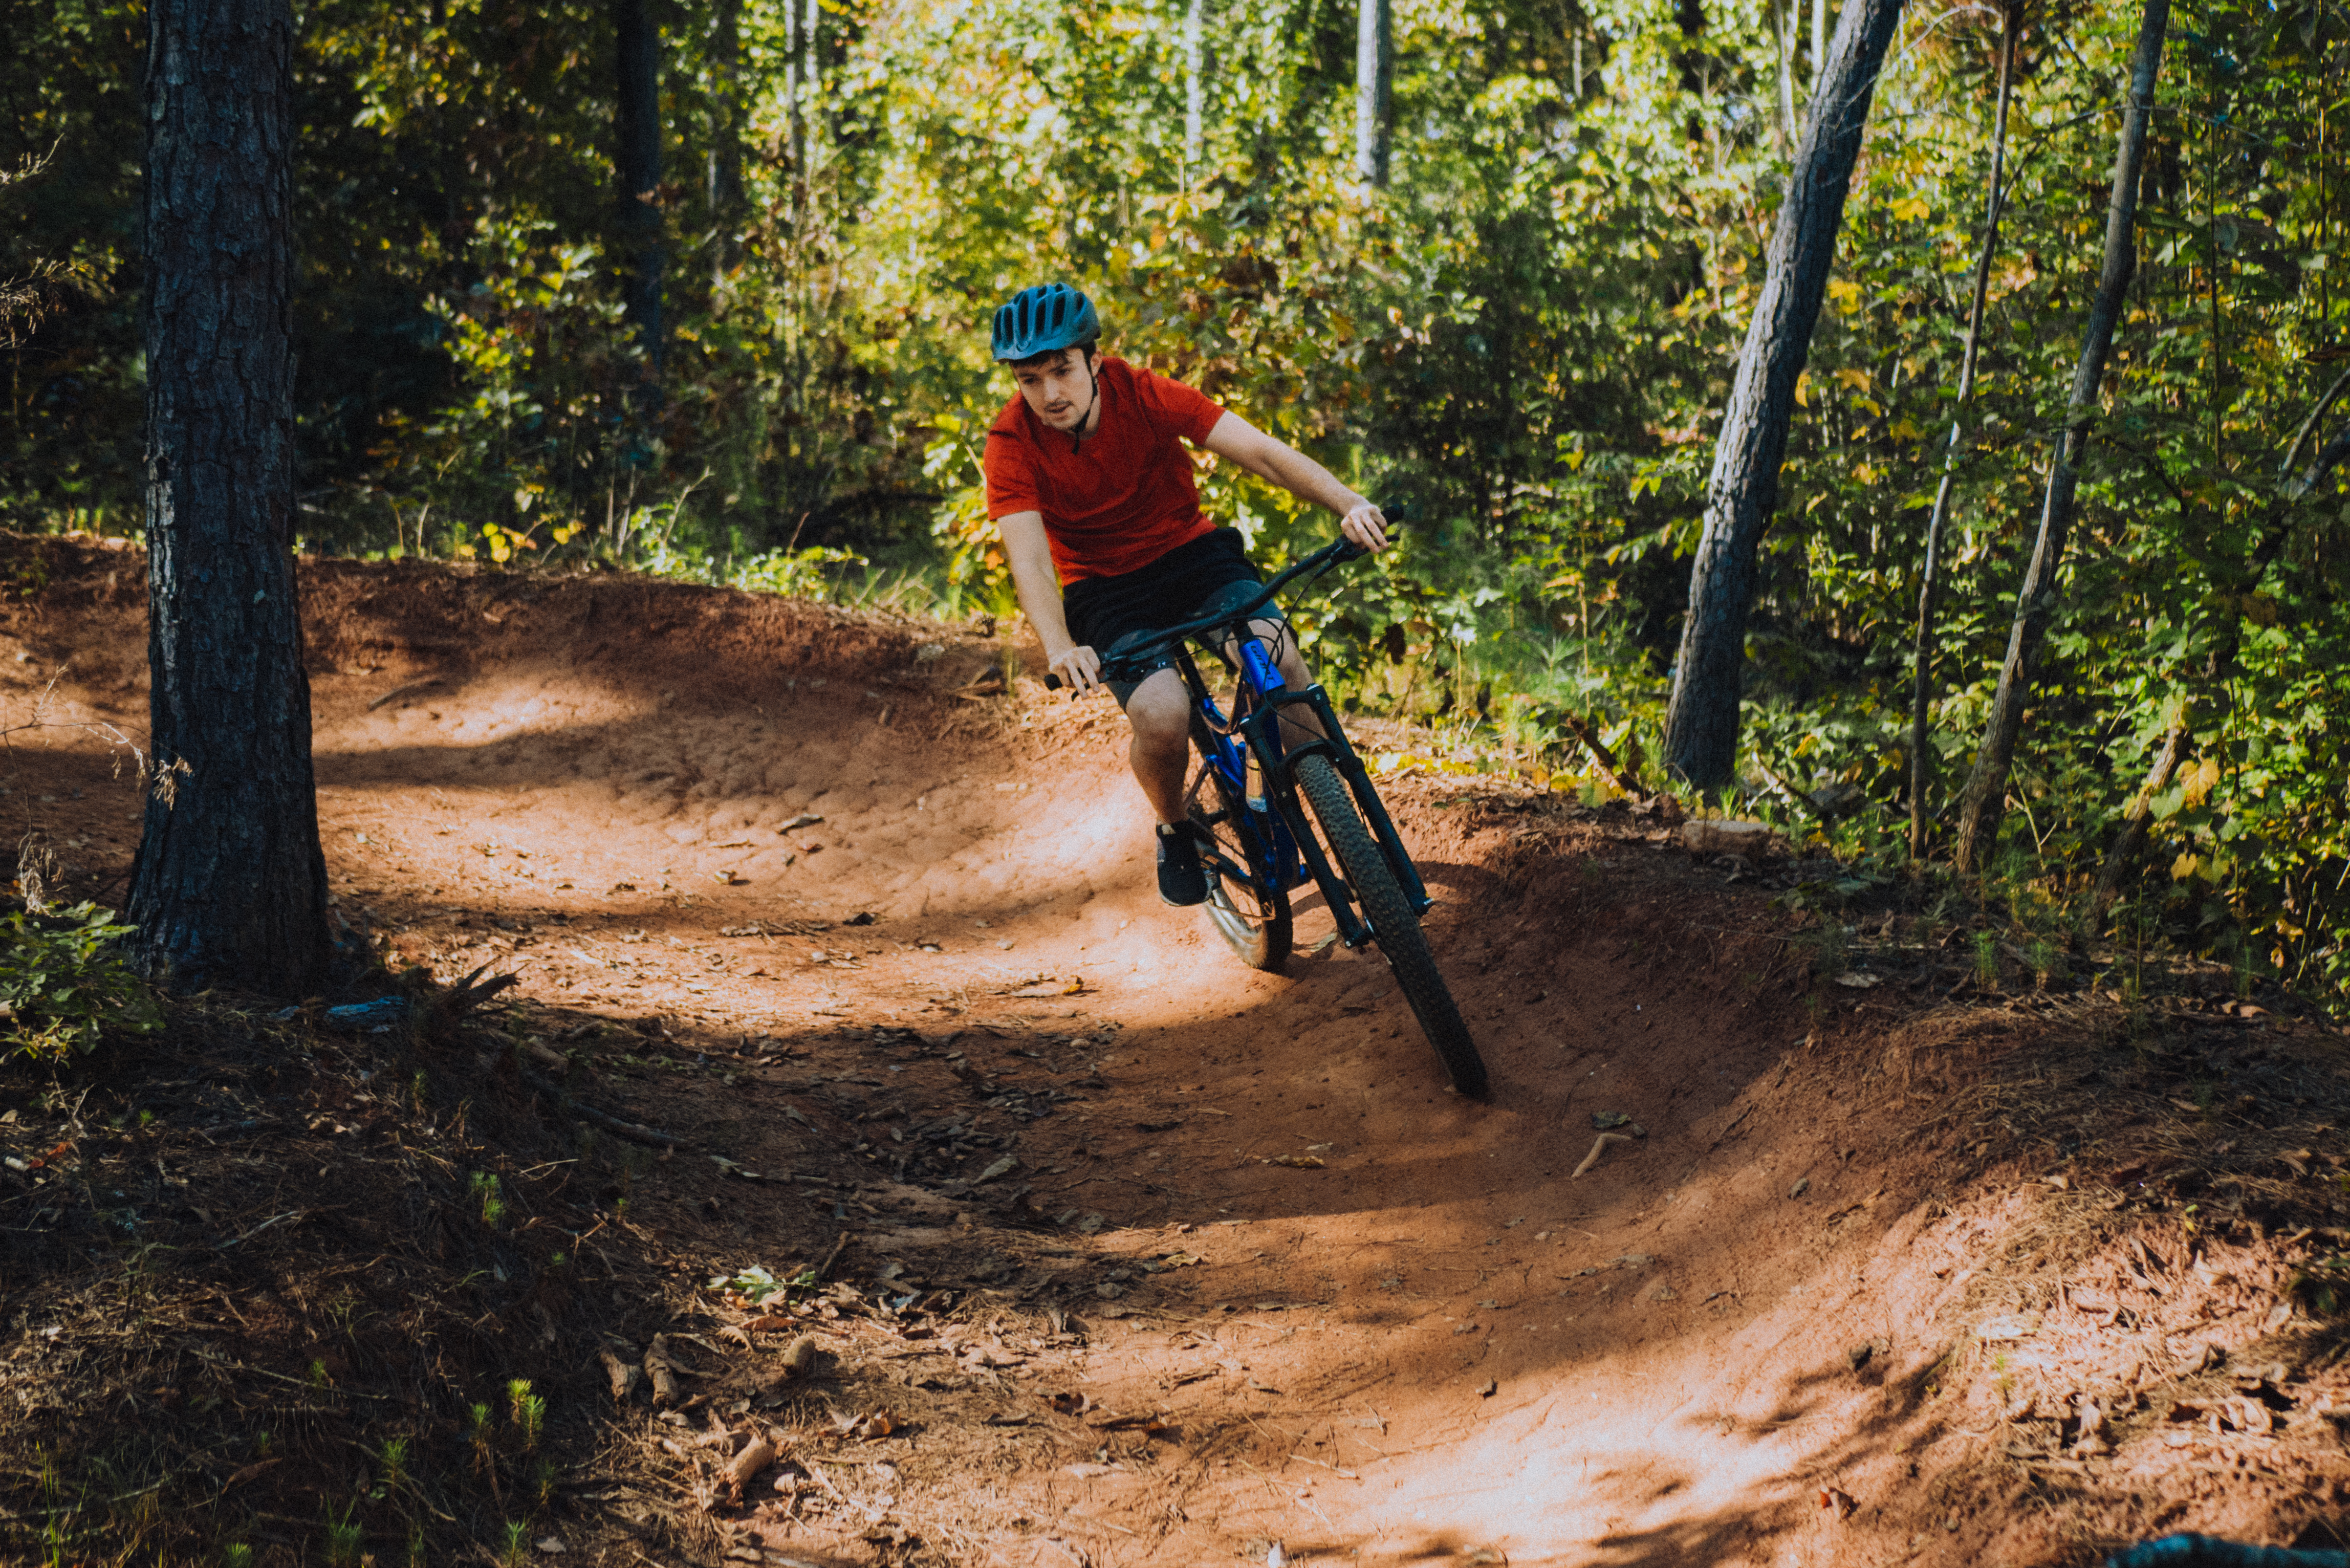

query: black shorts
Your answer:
[1062,528,1284,708]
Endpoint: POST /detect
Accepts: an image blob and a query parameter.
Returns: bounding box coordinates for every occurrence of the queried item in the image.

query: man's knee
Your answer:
[1125,677,1190,753]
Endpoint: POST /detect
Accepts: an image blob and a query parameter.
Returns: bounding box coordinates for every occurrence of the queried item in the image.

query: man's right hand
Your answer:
[1049,643,1103,693]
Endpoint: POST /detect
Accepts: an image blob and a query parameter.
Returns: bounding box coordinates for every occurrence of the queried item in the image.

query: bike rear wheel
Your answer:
[1185,757,1292,973]
[1292,752,1487,1098]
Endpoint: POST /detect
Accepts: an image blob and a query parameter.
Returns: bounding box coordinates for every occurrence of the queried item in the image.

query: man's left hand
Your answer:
[1338,500,1391,551]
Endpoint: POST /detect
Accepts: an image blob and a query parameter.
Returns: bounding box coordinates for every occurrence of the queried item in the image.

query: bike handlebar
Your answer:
[1040,535,1369,693]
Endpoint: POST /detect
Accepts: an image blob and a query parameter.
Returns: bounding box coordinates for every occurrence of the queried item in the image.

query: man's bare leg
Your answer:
[1124,668,1193,823]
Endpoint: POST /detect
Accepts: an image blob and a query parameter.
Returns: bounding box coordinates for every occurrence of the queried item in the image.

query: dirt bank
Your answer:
[5,532,2350,1566]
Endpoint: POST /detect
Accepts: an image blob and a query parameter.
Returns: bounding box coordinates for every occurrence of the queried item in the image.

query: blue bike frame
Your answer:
[1058,535,1438,948]
[1179,626,1434,949]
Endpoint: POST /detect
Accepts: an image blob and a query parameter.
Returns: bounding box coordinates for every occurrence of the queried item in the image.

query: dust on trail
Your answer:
[11,535,2350,1567]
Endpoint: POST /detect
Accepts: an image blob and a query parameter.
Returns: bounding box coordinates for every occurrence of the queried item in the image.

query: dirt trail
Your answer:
[10,536,2350,1566]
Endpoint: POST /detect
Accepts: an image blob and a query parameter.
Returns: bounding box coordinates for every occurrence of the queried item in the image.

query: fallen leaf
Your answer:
[1819,1486,1857,1520]
[1593,1110,1635,1130]
[778,813,824,831]
[1267,1153,1325,1169]
[1833,972,1882,989]
[975,1155,1019,1183]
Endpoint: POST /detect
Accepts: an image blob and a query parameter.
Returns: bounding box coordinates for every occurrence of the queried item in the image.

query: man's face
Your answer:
[1011,350,1095,432]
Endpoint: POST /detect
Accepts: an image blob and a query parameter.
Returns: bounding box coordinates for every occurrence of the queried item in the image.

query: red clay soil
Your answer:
[8,532,2350,1566]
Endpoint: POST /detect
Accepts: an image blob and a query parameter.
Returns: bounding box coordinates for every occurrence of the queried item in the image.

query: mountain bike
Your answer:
[1046,535,1488,1099]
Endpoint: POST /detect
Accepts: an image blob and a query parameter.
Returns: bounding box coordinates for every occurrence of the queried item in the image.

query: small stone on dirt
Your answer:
[1788,1178,1810,1199]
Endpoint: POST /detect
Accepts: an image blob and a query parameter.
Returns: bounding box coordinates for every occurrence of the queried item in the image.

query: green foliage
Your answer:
[507,1380,545,1451]
[709,1262,816,1304]
[0,902,162,1063]
[4,0,2347,1006]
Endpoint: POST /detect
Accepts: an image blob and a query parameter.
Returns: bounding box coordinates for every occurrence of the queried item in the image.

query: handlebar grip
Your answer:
[1334,540,1370,562]
[1045,673,1062,691]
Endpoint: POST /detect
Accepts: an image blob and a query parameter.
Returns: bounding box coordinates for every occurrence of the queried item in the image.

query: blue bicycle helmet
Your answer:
[991,284,1101,361]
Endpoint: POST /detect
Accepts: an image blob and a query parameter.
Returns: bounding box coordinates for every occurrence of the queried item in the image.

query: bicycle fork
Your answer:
[1230,654,1434,948]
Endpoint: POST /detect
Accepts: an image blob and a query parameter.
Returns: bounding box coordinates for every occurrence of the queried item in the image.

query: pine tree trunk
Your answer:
[1907,1,2019,860]
[126,0,330,996]
[1951,0,2170,873]
[1658,0,1906,791]
[1355,0,1392,187]
[614,0,664,376]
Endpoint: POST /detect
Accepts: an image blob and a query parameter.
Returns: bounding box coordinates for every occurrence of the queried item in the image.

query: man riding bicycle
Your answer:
[981,282,1393,908]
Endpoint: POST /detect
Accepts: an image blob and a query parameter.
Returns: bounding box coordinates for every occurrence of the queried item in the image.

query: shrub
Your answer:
[0,902,163,1063]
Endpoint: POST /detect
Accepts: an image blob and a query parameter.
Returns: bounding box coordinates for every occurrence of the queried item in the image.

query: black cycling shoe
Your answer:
[1156,822,1209,908]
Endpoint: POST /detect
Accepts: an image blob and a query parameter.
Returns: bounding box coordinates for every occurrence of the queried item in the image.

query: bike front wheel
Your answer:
[1185,758,1293,973]
[1292,753,1487,1098]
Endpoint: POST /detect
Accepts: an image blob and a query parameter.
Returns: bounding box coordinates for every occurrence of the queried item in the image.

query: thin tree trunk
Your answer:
[1951,0,2170,873]
[1772,0,1797,158]
[2094,721,2186,912]
[801,0,819,192]
[614,0,664,377]
[1811,0,1828,93]
[1183,0,1207,171]
[1658,0,1907,790]
[706,0,744,279]
[127,0,330,995]
[1907,1,2020,860]
[1355,0,1392,187]
[784,0,802,210]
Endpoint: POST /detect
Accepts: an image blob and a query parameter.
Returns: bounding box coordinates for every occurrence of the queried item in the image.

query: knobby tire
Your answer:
[1291,753,1487,1098]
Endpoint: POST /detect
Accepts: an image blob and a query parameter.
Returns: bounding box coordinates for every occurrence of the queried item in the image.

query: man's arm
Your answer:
[998,510,1103,691]
[1202,412,1392,551]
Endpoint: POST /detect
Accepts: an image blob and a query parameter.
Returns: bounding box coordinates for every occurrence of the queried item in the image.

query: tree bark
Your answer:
[1658,0,1906,791]
[614,0,664,376]
[1951,0,2170,873]
[1907,1,2020,859]
[127,0,331,996]
[1355,0,1392,187]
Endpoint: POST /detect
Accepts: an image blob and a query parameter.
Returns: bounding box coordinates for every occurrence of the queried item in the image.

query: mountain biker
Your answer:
[982,282,1392,909]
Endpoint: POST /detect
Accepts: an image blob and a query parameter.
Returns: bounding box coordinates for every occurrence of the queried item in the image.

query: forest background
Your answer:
[3,0,2347,1003]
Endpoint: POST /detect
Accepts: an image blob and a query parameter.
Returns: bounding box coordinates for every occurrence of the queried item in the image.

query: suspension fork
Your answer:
[1256,682,1434,916]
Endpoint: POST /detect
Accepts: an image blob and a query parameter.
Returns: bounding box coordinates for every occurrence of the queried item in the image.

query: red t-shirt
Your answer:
[982,357,1226,583]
